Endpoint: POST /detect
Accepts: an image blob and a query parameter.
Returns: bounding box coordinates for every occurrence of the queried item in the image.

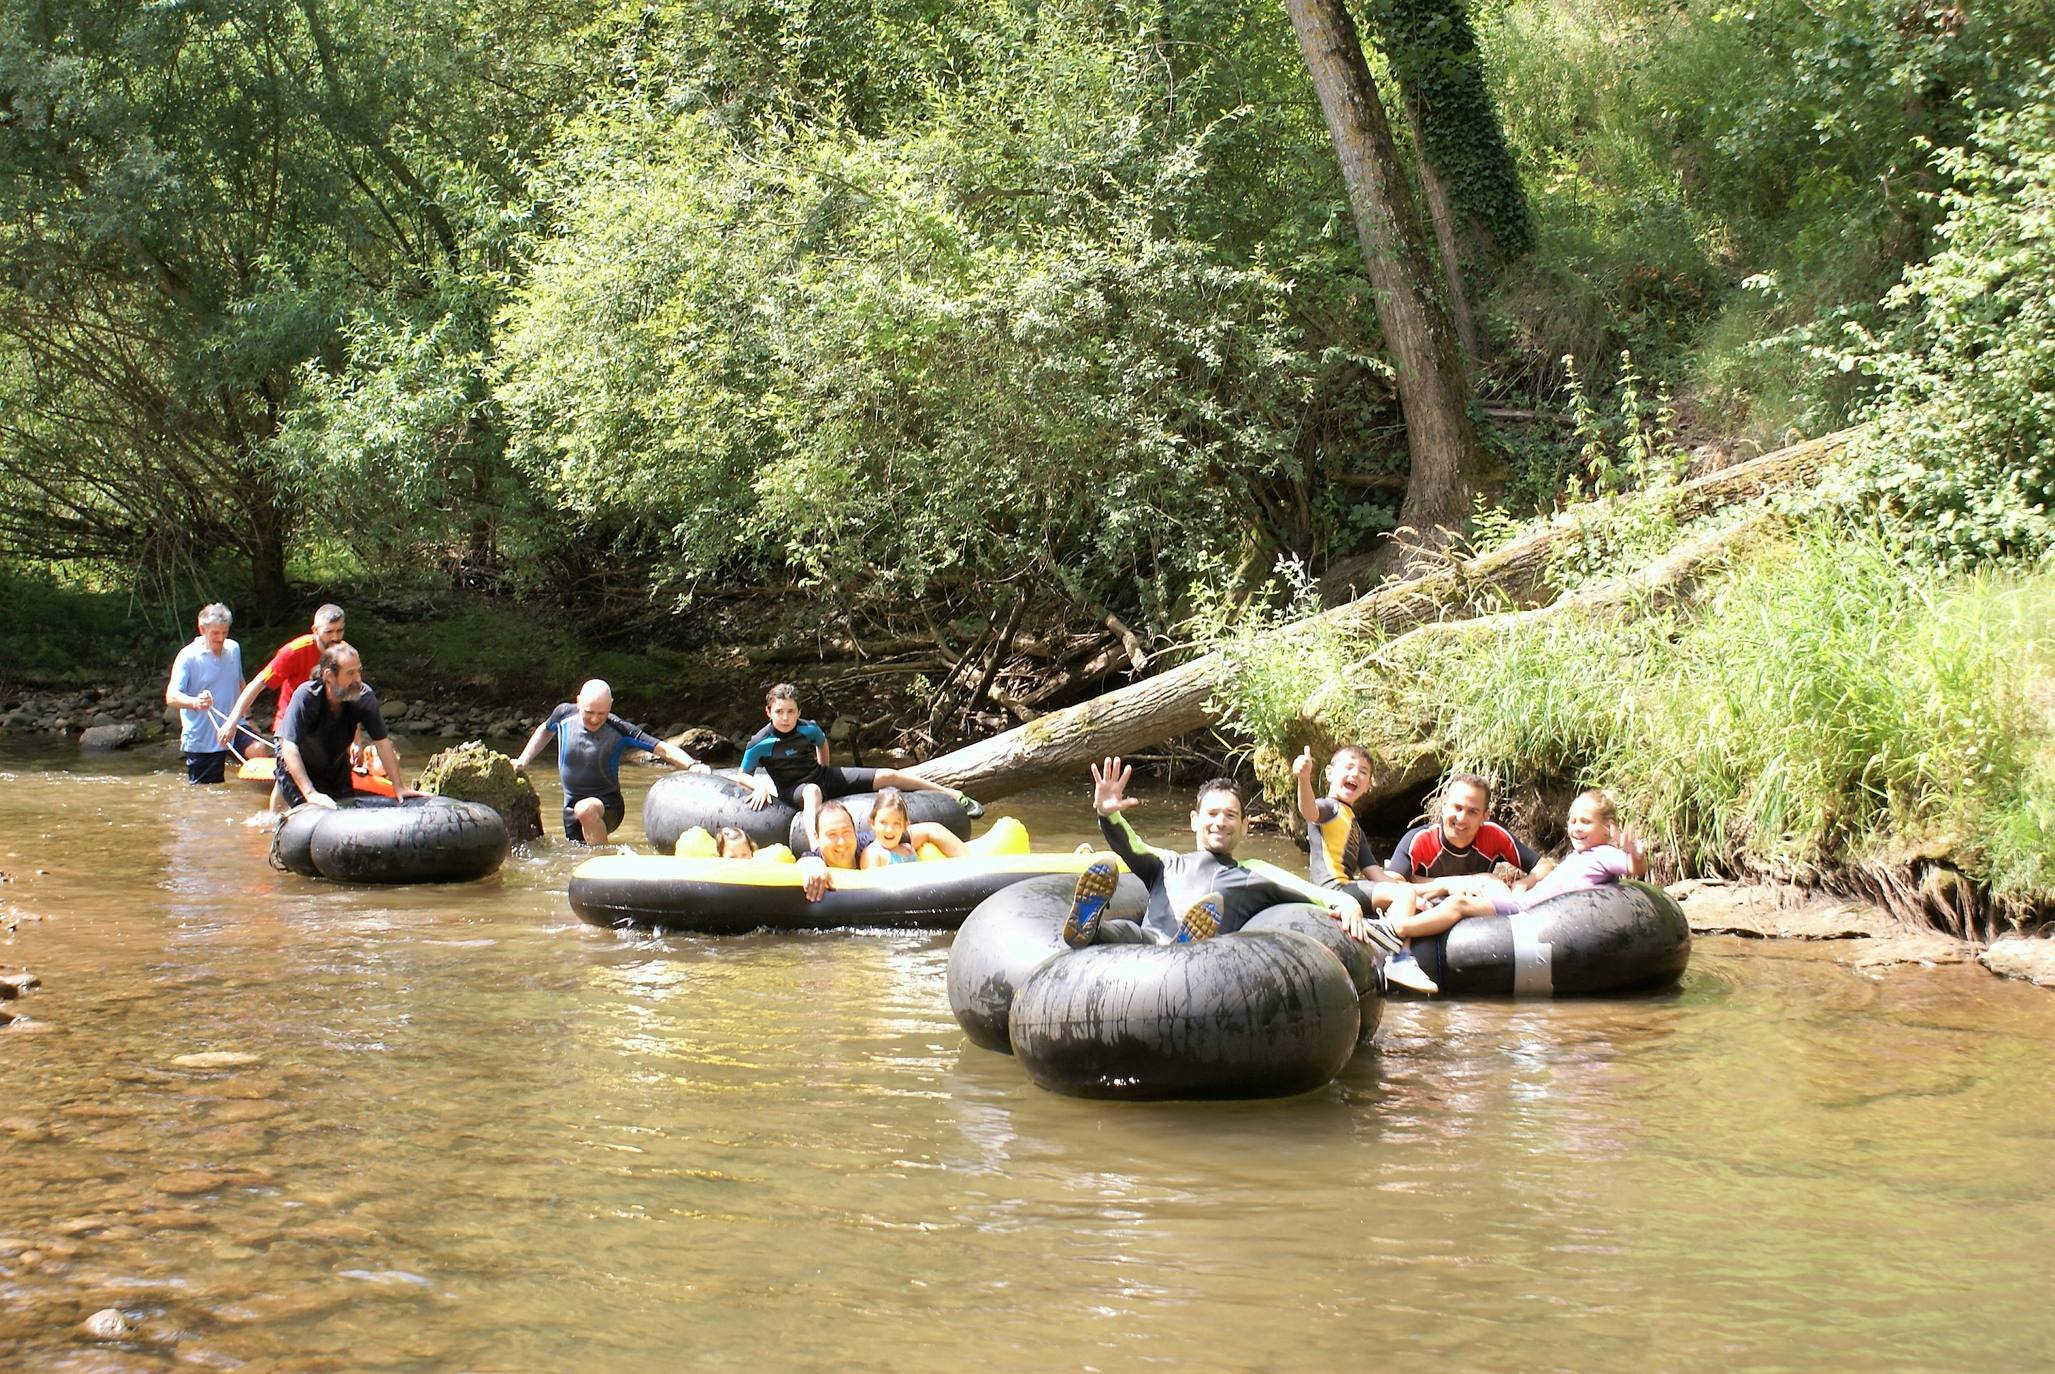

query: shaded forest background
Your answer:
[3,0,2052,768]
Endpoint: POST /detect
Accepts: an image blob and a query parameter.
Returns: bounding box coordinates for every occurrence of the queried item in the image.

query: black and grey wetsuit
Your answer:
[1095,813,1320,943]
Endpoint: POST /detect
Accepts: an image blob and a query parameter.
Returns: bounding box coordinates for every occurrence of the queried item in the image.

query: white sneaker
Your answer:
[1382,949,1439,995]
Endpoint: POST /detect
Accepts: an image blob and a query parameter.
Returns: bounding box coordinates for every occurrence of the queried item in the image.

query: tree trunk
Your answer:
[247,498,291,623]
[1285,0,1487,549]
[1411,135,1480,360]
[915,427,1862,799]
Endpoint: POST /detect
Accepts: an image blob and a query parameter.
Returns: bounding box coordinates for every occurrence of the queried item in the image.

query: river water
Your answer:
[2,740,2052,1372]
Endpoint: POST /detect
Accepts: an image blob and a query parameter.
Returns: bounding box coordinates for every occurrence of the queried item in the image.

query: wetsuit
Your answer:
[1093,813,1329,943]
[277,680,389,807]
[738,719,875,804]
[1386,821,1538,882]
[539,702,664,841]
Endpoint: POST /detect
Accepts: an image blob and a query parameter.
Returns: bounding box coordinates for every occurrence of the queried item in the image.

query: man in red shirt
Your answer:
[219,604,349,810]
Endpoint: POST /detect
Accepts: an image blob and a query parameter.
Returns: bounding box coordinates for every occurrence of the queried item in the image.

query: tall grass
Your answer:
[1213,524,2055,918]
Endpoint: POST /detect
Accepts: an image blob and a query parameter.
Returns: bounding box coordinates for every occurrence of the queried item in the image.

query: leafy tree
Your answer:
[0,0,585,609]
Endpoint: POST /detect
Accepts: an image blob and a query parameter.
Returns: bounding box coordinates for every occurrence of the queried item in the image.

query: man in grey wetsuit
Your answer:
[513,679,708,843]
[1062,756,1399,951]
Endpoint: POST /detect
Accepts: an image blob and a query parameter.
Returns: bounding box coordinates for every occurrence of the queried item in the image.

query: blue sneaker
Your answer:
[1173,893,1222,943]
[1063,861,1118,948]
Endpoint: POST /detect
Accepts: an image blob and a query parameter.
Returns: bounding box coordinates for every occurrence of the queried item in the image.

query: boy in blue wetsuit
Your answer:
[740,682,982,849]
[514,679,708,844]
[1062,756,1403,955]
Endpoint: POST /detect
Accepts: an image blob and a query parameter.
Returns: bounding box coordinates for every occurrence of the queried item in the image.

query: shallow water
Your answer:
[3,739,2053,1372]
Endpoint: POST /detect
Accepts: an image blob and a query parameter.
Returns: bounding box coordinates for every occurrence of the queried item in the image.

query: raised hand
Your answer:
[1291,746,1314,781]
[1090,756,1139,818]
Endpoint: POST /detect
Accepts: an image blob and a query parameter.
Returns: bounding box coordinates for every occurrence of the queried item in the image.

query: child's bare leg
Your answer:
[876,768,983,817]
[798,783,823,849]
[1392,892,1492,940]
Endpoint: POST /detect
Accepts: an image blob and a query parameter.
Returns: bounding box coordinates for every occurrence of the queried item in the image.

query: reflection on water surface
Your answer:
[3,740,2052,1371]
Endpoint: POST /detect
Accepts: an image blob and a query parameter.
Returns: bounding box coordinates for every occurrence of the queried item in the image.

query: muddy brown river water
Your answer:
[3,739,2052,1372]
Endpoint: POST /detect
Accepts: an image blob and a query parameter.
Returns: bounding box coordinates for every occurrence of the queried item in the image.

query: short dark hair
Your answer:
[1329,745,1373,771]
[1193,776,1244,810]
[1446,772,1494,807]
[316,642,359,680]
[817,800,855,831]
[767,682,799,708]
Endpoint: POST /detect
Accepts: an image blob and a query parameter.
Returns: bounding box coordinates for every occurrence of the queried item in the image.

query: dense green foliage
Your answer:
[7,0,2053,620]
[7,2,2055,916]
[1368,0,1531,266]
[1827,80,2055,567]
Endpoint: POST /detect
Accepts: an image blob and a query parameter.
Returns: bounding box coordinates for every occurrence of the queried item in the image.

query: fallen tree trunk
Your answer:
[1289,508,1784,813]
[915,426,1862,799]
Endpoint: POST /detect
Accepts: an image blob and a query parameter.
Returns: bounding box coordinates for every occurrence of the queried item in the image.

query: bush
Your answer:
[1828,79,2055,568]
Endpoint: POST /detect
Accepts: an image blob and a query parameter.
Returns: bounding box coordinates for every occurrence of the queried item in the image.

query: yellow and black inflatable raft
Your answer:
[568,848,1121,935]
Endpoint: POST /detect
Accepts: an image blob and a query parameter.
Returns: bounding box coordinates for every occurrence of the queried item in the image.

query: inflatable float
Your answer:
[1407,880,1690,996]
[272,796,510,884]
[237,755,395,799]
[946,881,1385,1057]
[948,879,1383,1098]
[1007,931,1362,1100]
[641,769,972,854]
[569,826,1110,934]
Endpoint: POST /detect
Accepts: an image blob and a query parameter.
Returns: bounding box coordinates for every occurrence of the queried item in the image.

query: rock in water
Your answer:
[83,1308,132,1339]
[416,742,543,844]
[79,723,141,751]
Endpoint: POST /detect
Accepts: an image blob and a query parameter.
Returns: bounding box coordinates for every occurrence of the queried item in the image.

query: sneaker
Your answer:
[1063,860,1119,948]
[1381,947,1439,995]
[1361,916,1407,957]
[1174,893,1222,944]
[956,791,985,819]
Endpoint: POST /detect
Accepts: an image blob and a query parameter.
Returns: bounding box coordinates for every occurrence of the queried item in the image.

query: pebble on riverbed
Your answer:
[170,1051,261,1069]
[82,1307,132,1340]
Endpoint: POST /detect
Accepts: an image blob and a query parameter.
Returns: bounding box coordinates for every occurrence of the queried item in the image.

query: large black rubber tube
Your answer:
[643,771,794,852]
[1412,880,1691,996]
[273,797,509,885]
[1241,904,1384,1042]
[946,872,1150,1054]
[1008,931,1361,1100]
[640,770,973,854]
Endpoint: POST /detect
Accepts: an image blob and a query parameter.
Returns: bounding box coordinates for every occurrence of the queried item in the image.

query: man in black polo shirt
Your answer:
[276,643,420,810]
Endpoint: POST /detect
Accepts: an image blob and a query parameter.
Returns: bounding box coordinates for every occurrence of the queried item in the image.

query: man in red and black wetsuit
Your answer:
[1376,773,1542,989]
[1386,773,1540,883]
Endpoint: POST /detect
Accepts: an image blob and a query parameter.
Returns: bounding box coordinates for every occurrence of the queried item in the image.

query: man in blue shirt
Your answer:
[163,603,249,785]
[513,679,708,843]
